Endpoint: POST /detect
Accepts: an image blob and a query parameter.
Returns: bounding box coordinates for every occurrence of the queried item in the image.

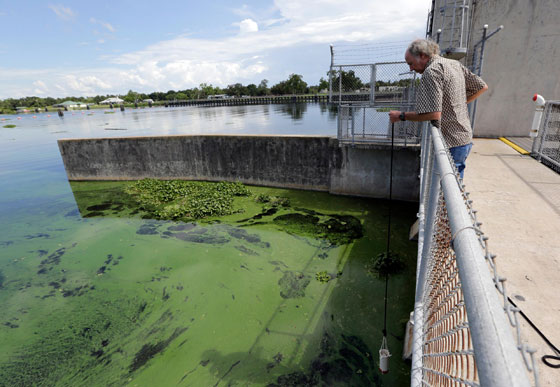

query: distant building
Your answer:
[142,99,154,103]
[54,100,88,109]
[100,97,124,105]
[207,94,231,100]
[378,86,403,92]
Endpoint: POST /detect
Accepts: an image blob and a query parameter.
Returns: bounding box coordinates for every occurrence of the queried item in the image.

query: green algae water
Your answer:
[1,179,417,386]
[0,105,417,386]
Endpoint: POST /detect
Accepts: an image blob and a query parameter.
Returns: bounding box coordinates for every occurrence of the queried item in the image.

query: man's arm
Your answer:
[466,84,488,104]
[462,64,488,103]
[389,110,441,123]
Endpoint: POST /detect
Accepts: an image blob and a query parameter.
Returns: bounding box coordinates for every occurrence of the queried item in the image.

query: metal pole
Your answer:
[431,126,531,387]
[337,105,342,140]
[350,106,355,145]
[460,0,467,48]
[471,25,502,130]
[338,66,343,104]
[329,45,334,103]
[470,25,487,130]
[450,0,457,48]
[370,64,376,105]
[411,132,440,386]
[477,25,489,76]
[362,106,366,138]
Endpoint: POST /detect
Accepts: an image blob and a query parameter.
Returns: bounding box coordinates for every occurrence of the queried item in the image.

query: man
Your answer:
[389,39,488,178]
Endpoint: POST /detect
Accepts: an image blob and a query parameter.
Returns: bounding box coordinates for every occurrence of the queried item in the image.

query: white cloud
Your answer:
[4,0,431,98]
[90,17,115,33]
[48,4,75,21]
[60,75,112,94]
[239,18,259,33]
[32,80,48,95]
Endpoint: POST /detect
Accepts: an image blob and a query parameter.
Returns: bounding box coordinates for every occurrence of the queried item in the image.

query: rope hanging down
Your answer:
[379,123,395,374]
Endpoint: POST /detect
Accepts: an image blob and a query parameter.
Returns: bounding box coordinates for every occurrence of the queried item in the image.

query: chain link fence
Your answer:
[532,101,560,173]
[413,126,539,386]
[329,62,423,145]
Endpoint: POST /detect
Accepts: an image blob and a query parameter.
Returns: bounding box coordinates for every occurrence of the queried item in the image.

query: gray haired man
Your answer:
[389,39,488,178]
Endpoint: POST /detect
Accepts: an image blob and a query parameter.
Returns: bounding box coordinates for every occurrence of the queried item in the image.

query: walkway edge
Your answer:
[499,137,530,155]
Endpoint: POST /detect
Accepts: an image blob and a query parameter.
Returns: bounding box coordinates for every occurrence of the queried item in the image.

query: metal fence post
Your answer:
[411,129,440,386]
[370,64,376,105]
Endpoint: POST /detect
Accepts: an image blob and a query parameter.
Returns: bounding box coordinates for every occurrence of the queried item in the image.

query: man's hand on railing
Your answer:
[389,110,441,123]
[389,110,403,123]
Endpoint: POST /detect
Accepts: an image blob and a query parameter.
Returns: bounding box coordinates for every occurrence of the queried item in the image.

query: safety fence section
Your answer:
[329,61,423,145]
[412,126,538,386]
[337,105,424,145]
[532,100,560,173]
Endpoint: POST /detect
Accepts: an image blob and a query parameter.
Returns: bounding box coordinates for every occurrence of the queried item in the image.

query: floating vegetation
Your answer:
[255,194,290,207]
[270,333,380,386]
[278,271,310,299]
[273,213,363,245]
[0,295,151,386]
[70,183,140,218]
[129,327,188,372]
[366,251,405,277]
[315,270,332,284]
[3,124,16,128]
[124,179,250,221]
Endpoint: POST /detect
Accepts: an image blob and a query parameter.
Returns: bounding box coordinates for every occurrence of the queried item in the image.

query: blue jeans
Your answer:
[449,143,473,179]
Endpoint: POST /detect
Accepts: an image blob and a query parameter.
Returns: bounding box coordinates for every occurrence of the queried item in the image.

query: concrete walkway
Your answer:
[465,138,560,386]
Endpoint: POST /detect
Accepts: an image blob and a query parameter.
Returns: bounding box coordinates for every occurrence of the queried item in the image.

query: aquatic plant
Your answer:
[278,271,310,299]
[273,213,363,245]
[124,179,250,221]
[366,251,405,277]
[255,194,290,207]
[255,194,271,203]
[315,271,331,284]
[3,124,16,128]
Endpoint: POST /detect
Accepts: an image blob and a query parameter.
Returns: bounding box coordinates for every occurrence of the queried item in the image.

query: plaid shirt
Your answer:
[416,55,487,148]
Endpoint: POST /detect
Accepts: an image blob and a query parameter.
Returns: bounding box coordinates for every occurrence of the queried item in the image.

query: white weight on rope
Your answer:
[379,335,392,374]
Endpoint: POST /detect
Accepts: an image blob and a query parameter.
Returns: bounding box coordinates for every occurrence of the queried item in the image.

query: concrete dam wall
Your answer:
[57,135,420,201]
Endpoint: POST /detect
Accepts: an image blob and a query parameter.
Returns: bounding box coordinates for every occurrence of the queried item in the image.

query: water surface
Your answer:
[0,104,417,386]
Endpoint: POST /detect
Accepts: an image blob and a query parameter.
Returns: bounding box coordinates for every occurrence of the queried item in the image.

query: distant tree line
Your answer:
[0,72,417,113]
[0,74,332,113]
[329,69,418,92]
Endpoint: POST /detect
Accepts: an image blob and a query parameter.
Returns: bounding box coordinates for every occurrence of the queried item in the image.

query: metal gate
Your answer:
[532,101,560,173]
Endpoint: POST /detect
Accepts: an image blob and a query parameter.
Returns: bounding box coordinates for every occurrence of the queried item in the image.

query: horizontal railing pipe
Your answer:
[430,126,530,387]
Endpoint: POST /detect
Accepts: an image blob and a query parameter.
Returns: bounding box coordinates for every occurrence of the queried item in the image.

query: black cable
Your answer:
[507,297,560,368]
[382,123,395,337]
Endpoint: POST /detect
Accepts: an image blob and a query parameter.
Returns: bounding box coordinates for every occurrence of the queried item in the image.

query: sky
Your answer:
[0,0,432,99]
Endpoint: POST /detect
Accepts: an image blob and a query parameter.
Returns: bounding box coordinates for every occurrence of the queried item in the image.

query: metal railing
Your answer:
[432,0,473,60]
[337,105,424,145]
[532,101,560,173]
[329,61,423,145]
[412,125,539,386]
